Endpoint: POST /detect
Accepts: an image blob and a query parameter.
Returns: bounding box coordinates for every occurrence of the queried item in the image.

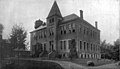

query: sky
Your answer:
[0,0,119,46]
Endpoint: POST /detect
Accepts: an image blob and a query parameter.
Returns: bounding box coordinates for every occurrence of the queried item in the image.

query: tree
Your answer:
[9,24,27,50]
[112,39,120,61]
[100,40,113,59]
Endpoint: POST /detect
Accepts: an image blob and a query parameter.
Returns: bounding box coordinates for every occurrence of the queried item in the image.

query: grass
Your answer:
[51,58,114,66]
[1,57,116,69]
[1,59,64,69]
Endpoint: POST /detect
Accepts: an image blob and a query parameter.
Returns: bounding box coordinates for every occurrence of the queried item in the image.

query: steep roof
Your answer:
[30,25,47,33]
[47,1,62,18]
[62,14,79,22]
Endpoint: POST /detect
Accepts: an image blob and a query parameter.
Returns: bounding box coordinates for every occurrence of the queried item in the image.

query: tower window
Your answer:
[52,18,54,22]
[49,19,51,23]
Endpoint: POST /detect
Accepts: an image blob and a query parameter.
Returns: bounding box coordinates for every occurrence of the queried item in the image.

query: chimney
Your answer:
[95,21,98,29]
[80,10,83,19]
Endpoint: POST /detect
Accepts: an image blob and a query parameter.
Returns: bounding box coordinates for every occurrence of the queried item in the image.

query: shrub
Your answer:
[56,54,62,59]
[116,61,120,66]
[87,61,95,66]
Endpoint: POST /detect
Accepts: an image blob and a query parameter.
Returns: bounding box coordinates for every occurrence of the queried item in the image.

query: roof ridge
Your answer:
[63,13,79,18]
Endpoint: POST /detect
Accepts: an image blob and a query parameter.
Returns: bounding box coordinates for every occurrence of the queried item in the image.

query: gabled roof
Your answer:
[30,25,47,33]
[47,1,62,18]
[62,14,79,22]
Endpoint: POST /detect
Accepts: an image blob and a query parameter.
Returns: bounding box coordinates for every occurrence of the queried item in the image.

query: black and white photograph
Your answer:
[0,0,120,69]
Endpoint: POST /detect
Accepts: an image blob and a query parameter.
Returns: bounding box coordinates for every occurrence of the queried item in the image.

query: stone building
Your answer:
[30,1,101,59]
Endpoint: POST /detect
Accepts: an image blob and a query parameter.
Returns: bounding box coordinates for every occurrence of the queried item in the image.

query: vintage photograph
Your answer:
[0,0,120,69]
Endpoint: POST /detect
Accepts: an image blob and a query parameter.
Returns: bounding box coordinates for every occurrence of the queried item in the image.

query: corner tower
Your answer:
[46,1,62,52]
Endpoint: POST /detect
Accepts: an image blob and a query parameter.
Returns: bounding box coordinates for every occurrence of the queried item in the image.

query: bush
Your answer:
[87,61,95,66]
[56,54,62,59]
[116,61,120,66]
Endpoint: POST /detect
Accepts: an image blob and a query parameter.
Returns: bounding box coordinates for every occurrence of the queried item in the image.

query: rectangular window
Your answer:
[87,43,89,50]
[44,43,46,51]
[49,29,51,36]
[84,42,86,50]
[96,46,98,51]
[68,24,72,33]
[91,44,92,51]
[87,28,88,35]
[50,40,54,51]
[63,25,66,34]
[64,41,66,50]
[72,23,75,28]
[49,28,54,36]
[72,23,75,32]
[79,25,81,32]
[69,24,71,29]
[41,32,43,38]
[44,31,46,38]
[84,28,86,35]
[39,32,41,38]
[91,30,92,37]
[93,44,95,51]
[51,28,54,35]
[52,18,54,22]
[49,19,51,23]
[80,41,82,49]
[60,41,62,50]
[60,26,63,35]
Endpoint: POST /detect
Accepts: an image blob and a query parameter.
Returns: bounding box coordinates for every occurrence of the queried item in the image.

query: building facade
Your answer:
[30,1,101,59]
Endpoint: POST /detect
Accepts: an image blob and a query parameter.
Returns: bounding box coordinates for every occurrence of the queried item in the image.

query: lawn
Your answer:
[51,58,115,66]
[1,57,119,69]
[1,59,64,69]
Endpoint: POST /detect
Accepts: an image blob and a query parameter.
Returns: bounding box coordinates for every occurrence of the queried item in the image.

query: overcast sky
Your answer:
[0,0,119,45]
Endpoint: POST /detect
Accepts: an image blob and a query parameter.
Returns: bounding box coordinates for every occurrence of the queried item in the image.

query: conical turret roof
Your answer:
[47,1,62,18]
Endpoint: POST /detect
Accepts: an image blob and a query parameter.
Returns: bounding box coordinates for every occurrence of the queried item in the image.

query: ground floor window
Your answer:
[49,40,54,51]
[60,40,67,50]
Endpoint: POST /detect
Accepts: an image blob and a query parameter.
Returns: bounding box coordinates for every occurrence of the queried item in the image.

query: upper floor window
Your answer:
[64,41,66,50]
[80,41,82,49]
[60,25,67,35]
[41,32,43,38]
[44,31,47,38]
[60,41,62,50]
[79,25,81,33]
[93,44,95,51]
[91,44,92,51]
[72,23,75,28]
[87,43,89,50]
[52,18,54,22]
[60,26,63,35]
[49,18,54,23]
[39,32,41,39]
[72,23,75,32]
[68,24,72,29]
[84,28,86,35]
[90,30,92,37]
[84,42,86,50]
[87,28,89,35]
[63,25,66,34]
[49,28,54,36]
[68,24,72,33]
